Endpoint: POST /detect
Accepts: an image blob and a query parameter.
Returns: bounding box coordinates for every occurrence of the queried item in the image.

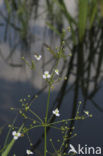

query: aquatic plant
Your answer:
[1,0,102,155]
[0,32,92,155]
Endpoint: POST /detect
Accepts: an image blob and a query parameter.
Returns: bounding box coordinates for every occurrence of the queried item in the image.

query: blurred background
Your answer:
[0,0,103,155]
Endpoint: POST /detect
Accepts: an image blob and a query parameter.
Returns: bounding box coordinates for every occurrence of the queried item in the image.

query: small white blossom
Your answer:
[43,71,51,79]
[34,54,42,61]
[52,108,60,117]
[26,149,34,155]
[55,69,59,75]
[12,131,21,140]
[84,111,89,116]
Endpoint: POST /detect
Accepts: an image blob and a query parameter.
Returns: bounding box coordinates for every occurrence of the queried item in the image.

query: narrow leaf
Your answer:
[78,0,88,41]
[1,124,24,156]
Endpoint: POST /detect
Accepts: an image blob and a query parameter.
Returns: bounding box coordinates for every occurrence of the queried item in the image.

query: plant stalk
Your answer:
[44,126,47,156]
[44,86,51,156]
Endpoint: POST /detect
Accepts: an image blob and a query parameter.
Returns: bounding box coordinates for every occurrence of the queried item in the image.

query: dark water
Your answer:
[0,1,103,156]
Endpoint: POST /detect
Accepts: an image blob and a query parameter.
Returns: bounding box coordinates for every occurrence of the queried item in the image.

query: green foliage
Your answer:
[3,0,103,45]
[99,0,103,17]
[78,0,88,41]
[89,0,97,29]
[4,0,11,14]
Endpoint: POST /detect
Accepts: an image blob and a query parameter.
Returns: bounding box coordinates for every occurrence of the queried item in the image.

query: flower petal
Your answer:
[34,55,42,61]
[17,132,21,137]
[47,74,51,78]
[12,131,16,136]
[44,71,49,74]
[43,75,46,79]
[52,110,55,115]
[14,136,18,140]
[55,69,59,75]
[56,113,60,117]
[26,149,33,155]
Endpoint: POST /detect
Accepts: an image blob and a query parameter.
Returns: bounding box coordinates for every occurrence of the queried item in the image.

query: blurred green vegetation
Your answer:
[2,0,103,43]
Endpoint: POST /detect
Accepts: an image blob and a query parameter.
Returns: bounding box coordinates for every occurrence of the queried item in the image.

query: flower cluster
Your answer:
[12,131,34,155]
[34,53,60,80]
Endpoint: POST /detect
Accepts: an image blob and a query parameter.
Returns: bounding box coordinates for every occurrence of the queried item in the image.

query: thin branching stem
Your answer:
[29,109,43,123]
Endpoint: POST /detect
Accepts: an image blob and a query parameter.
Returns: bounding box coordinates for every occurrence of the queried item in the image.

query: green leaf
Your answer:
[78,0,88,41]
[99,0,103,17]
[1,124,24,156]
[89,0,97,29]
[4,0,11,14]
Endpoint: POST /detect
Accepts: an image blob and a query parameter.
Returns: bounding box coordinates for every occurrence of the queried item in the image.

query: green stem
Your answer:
[44,86,51,156]
[29,109,43,123]
[45,86,51,123]
[44,126,47,156]
[25,125,42,132]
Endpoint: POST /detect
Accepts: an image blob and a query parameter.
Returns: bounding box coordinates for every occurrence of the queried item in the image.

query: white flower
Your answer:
[26,149,34,155]
[12,131,21,140]
[55,69,59,75]
[43,71,51,79]
[52,108,60,117]
[84,110,89,116]
[34,54,42,61]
